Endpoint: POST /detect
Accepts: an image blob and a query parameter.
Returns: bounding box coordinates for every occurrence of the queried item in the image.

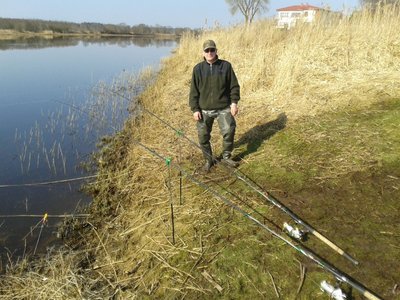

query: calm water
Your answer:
[0,36,177,263]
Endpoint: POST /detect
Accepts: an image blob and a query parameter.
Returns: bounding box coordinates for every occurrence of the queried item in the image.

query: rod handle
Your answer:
[312,231,359,265]
[363,290,383,300]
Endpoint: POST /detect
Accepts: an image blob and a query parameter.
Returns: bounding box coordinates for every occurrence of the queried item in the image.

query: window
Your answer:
[280,12,289,18]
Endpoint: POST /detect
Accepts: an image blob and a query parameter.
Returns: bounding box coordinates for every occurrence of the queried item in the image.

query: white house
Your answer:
[276,4,323,29]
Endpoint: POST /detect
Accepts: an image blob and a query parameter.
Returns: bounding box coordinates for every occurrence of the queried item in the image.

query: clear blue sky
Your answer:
[1,0,360,28]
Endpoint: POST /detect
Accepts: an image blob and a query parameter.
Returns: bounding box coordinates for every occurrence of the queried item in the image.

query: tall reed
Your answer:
[176,3,400,119]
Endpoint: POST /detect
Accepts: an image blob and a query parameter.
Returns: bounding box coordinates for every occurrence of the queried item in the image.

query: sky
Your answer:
[1,0,361,28]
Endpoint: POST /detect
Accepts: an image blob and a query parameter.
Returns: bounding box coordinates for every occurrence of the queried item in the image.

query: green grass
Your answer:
[234,98,400,299]
[244,98,400,193]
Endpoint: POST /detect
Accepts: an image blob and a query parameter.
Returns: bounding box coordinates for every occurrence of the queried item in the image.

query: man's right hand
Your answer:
[193,111,202,121]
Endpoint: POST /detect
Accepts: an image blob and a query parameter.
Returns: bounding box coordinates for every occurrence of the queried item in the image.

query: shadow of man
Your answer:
[234,112,287,160]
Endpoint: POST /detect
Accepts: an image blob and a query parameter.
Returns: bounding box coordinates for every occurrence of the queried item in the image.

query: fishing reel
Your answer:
[283,222,307,241]
[320,280,348,300]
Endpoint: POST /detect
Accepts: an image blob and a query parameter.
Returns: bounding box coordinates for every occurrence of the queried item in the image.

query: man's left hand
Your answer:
[230,103,238,116]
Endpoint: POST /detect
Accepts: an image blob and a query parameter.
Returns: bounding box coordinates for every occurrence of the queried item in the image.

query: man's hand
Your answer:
[193,111,202,121]
[230,103,238,116]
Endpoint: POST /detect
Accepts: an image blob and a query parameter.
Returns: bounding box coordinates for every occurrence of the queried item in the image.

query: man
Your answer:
[189,39,240,172]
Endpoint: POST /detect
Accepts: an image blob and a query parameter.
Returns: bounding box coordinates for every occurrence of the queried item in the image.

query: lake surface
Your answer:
[0,36,177,265]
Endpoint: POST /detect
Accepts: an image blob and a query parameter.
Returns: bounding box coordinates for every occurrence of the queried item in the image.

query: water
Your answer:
[0,36,177,264]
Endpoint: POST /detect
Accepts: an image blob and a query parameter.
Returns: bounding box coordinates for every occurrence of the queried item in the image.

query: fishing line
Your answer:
[5,86,368,299]
[0,175,97,188]
[0,214,89,218]
[21,217,45,241]
[33,213,48,255]
[61,93,366,293]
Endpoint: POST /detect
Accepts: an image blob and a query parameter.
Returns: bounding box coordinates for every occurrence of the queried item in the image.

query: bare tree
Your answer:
[225,0,269,25]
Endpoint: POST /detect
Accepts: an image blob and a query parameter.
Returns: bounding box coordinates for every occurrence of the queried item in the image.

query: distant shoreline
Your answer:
[0,29,180,40]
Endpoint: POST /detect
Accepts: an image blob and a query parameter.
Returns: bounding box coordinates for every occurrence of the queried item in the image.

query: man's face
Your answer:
[203,47,217,63]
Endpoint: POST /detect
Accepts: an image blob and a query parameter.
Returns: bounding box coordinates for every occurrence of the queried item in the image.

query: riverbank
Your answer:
[1,4,400,299]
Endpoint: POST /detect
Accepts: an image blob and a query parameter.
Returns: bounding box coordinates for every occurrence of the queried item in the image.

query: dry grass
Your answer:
[180,5,400,122]
[2,3,400,299]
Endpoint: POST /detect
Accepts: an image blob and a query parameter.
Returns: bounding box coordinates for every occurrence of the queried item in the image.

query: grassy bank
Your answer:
[1,4,400,299]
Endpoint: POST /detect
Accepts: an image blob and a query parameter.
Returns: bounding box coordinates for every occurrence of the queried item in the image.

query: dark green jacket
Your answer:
[189,58,240,112]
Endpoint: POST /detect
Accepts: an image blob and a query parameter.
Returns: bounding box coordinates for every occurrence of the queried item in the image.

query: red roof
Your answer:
[277,4,322,12]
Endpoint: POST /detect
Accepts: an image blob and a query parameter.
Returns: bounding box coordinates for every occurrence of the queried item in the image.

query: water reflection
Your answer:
[0,36,178,50]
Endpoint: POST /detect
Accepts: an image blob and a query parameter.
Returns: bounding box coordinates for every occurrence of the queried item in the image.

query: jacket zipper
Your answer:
[209,63,213,98]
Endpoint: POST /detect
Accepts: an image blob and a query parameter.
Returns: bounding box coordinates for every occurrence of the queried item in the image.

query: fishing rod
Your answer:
[130,138,382,300]
[61,94,381,299]
[106,87,359,266]
[233,170,359,266]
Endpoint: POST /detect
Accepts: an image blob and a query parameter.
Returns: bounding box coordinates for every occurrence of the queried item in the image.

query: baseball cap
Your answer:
[203,40,216,51]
